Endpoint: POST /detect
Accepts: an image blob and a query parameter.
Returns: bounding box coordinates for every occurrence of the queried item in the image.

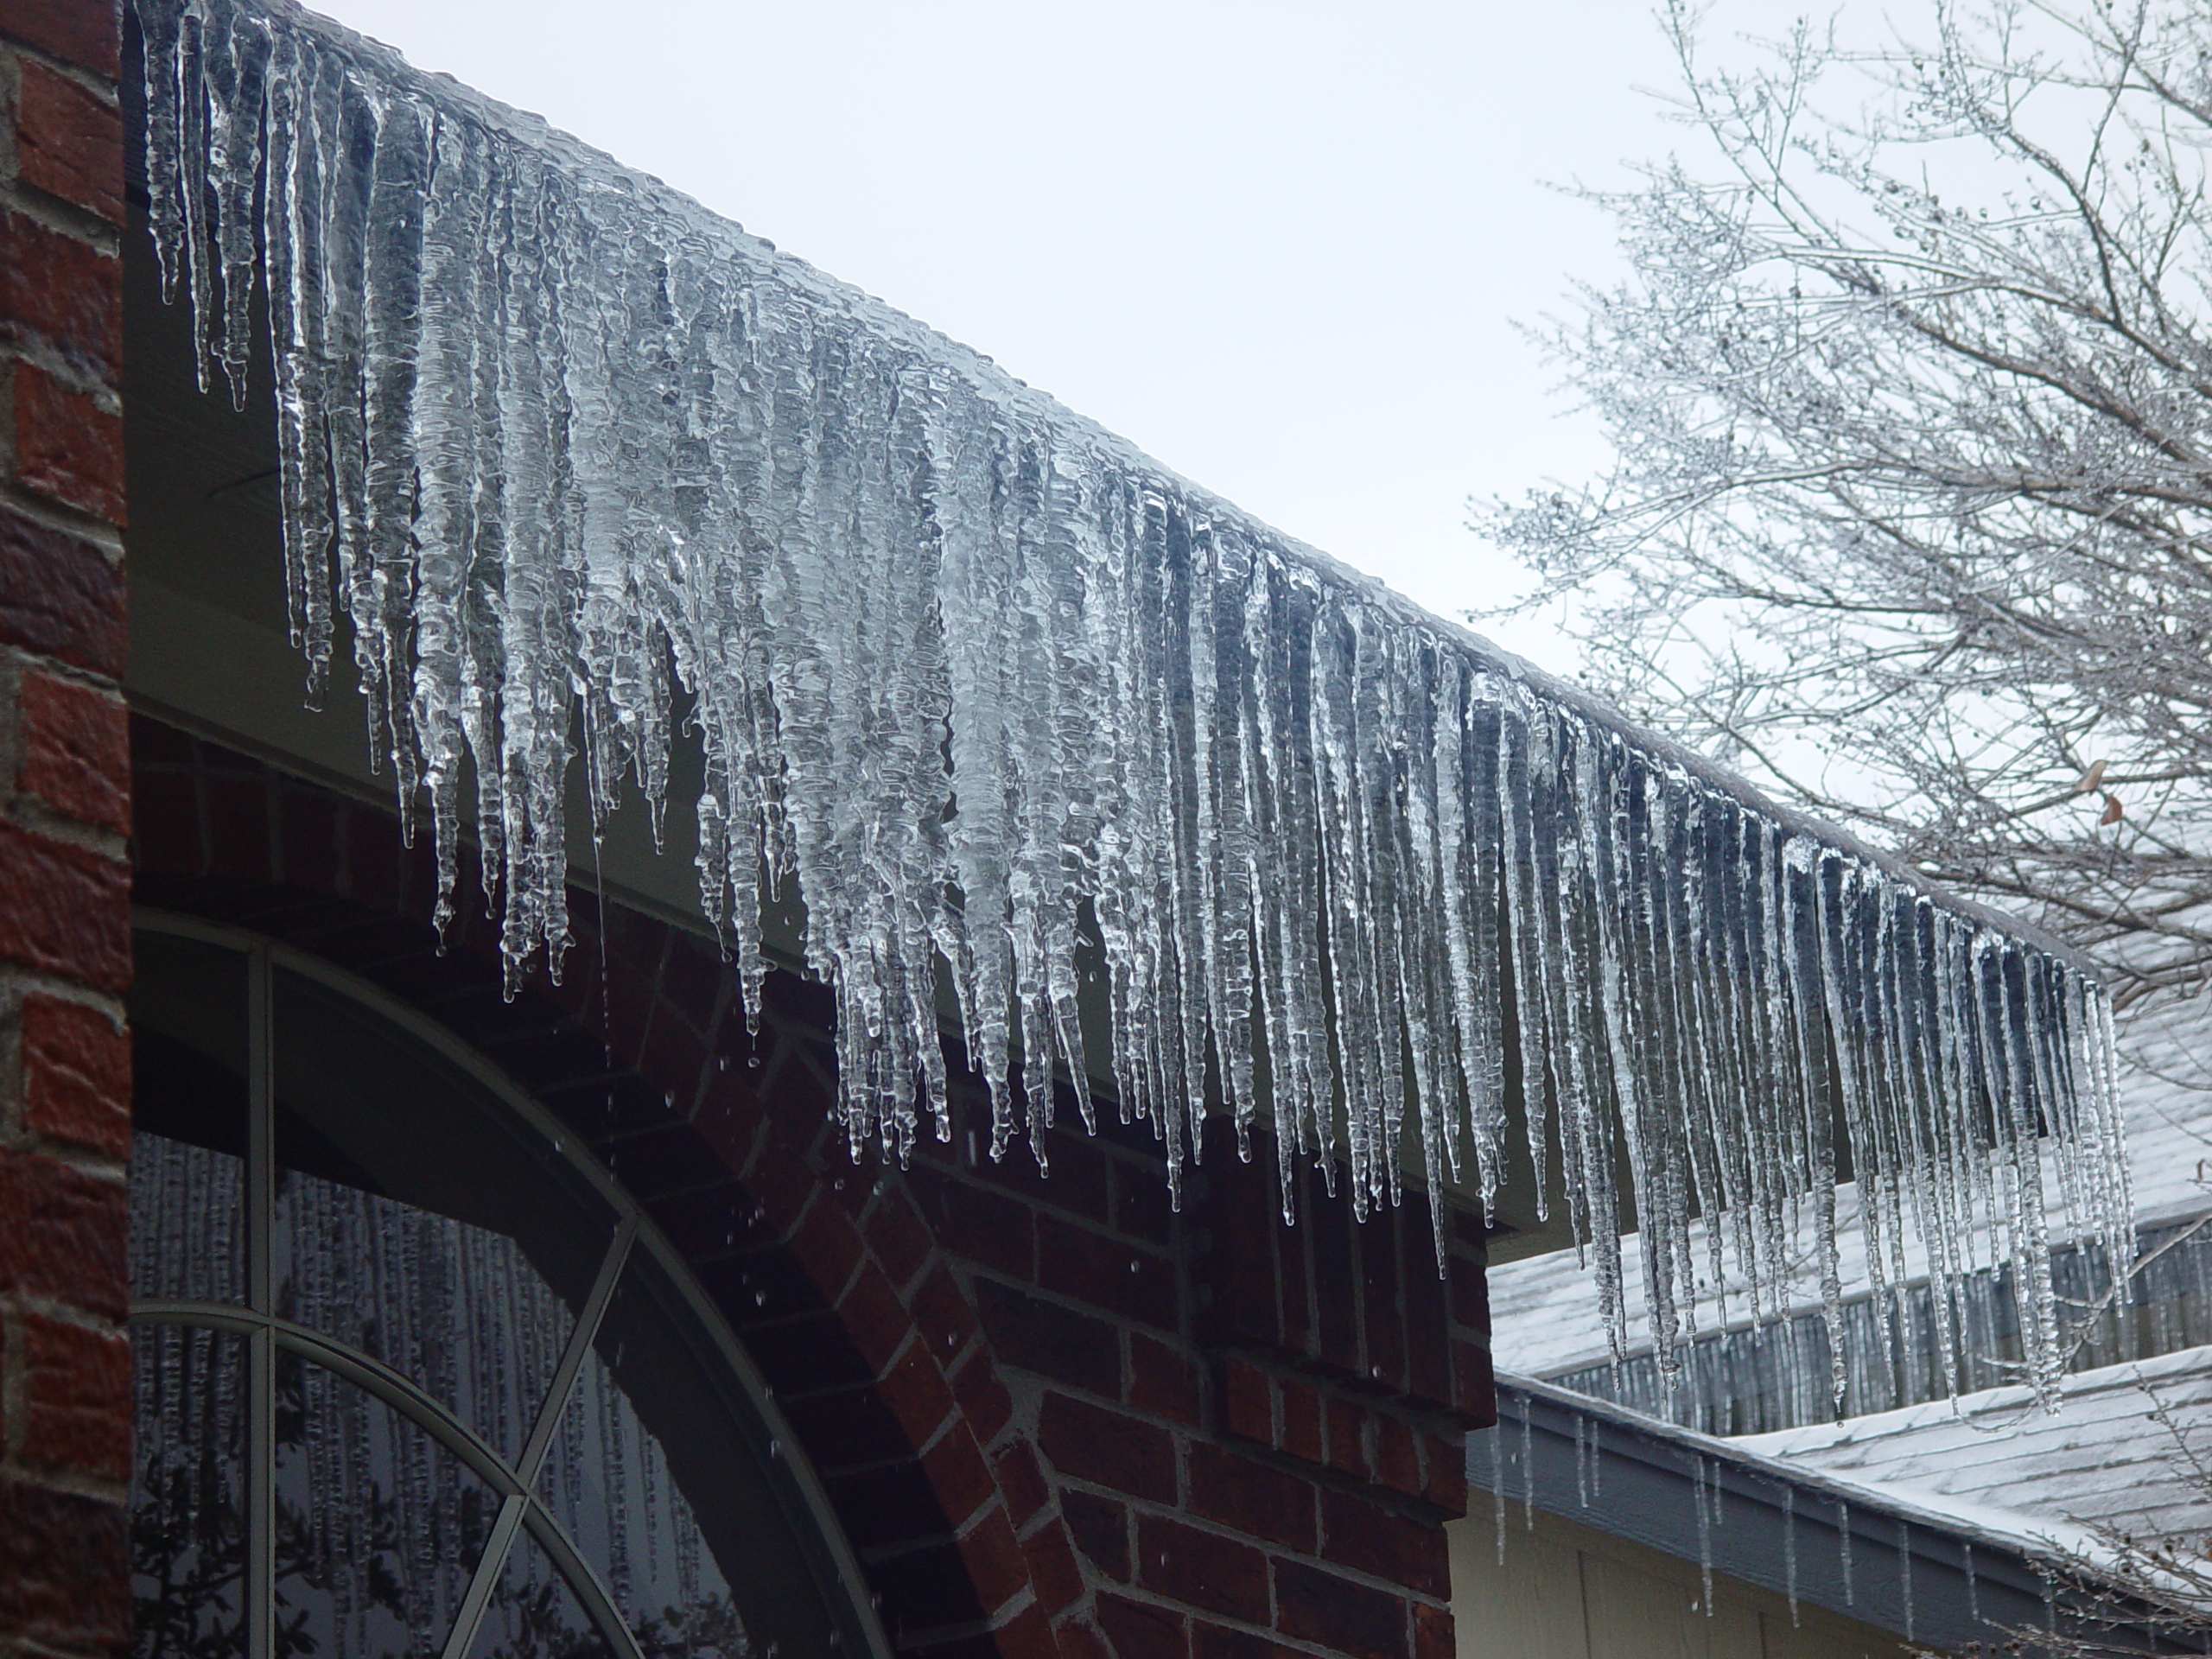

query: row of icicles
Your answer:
[134,0,2132,1392]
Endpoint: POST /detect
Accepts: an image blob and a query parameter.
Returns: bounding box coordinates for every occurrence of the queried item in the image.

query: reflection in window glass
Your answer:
[128,926,869,1659]
[133,1323,247,1659]
[586,1267,835,1659]
[273,1169,579,1464]
[466,1533,616,1659]
[274,1355,491,1659]
[129,933,248,1113]
[535,1343,732,1645]
[131,1135,244,1305]
[270,967,614,1461]
[128,930,248,1306]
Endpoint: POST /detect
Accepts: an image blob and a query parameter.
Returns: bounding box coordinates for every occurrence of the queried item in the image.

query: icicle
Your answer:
[1491,1427,1508,1567]
[1573,1414,1589,1508]
[136,0,2132,1392]
[601,1350,632,1613]
[1838,1499,1854,1605]
[1963,1540,1980,1629]
[1782,1483,1799,1628]
[1693,1455,1714,1616]
[1520,1391,1535,1529]
[1897,1518,1914,1642]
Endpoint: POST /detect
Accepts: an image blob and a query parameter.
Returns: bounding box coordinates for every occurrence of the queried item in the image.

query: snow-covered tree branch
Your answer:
[1489,0,2212,1013]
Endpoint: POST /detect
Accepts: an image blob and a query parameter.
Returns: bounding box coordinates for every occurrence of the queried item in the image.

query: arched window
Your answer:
[127,914,886,1659]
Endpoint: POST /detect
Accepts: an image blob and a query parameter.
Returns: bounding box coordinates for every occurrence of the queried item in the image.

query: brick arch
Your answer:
[131,710,1495,1659]
[128,712,1091,1659]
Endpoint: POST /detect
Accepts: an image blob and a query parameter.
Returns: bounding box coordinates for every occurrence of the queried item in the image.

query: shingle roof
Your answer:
[1739,1343,2212,1554]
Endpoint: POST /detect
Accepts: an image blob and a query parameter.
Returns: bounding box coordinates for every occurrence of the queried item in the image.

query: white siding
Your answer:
[1449,1506,1920,1659]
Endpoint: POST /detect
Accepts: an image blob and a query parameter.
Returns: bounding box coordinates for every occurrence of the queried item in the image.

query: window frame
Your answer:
[130,907,891,1659]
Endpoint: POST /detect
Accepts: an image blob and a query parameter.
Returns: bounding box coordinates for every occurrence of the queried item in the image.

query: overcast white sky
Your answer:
[315,0,1692,669]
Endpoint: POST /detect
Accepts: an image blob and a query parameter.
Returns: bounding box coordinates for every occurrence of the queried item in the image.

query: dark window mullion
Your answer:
[435,1215,638,1659]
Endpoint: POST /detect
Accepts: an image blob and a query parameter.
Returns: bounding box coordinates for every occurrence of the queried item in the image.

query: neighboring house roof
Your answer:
[1476,1373,2195,1655]
[1479,1002,2212,1650]
[2112,997,2212,1236]
[1739,1343,2212,1558]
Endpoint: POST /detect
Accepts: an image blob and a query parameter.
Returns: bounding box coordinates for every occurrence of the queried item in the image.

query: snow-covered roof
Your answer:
[1476,1372,2148,1653]
[1482,1001,2212,1643]
[2113,995,2212,1231]
[1740,1343,2212,1555]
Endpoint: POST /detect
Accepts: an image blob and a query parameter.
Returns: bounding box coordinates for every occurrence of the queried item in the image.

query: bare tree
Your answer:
[1487,0,2212,1011]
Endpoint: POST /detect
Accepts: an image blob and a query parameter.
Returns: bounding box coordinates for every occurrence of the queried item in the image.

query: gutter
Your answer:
[1472,1372,2192,1654]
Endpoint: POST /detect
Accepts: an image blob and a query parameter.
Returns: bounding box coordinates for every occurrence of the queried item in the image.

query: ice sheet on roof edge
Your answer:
[135,0,2132,1390]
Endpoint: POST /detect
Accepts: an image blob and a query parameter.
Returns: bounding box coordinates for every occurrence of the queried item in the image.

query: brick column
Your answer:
[0,0,133,1654]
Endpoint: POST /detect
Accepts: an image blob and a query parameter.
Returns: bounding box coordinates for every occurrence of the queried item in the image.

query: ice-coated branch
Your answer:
[135,0,2133,1386]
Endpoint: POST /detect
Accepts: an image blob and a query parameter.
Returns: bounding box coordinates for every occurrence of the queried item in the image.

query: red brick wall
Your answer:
[133,722,1495,1659]
[0,0,131,1653]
